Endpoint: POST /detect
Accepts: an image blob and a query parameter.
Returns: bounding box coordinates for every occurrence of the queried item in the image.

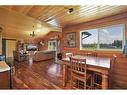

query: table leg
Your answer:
[63,64,67,87]
[102,74,108,89]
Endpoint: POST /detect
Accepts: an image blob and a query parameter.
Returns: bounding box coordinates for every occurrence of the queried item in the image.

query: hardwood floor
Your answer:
[12,59,70,89]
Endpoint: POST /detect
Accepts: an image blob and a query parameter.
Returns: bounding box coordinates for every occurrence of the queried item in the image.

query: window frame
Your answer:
[80,24,125,51]
[48,40,57,51]
[80,28,98,50]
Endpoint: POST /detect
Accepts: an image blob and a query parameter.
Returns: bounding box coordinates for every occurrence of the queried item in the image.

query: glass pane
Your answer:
[99,25,123,49]
[81,29,98,50]
[48,40,56,50]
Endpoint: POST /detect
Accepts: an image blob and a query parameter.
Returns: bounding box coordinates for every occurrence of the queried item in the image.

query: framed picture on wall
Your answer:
[66,32,76,48]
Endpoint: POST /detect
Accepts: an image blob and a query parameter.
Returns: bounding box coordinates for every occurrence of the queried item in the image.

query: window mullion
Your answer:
[97,28,100,50]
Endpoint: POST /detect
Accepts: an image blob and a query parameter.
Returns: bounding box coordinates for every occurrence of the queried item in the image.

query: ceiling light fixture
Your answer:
[30,25,36,38]
[67,8,74,14]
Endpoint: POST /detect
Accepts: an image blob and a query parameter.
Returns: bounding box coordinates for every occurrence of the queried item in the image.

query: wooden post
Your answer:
[62,64,67,87]
[102,74,108,89]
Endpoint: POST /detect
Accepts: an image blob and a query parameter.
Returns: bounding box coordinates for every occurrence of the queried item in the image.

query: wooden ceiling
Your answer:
[0,6,61,40]
[2,5,127,28]
[1,5,127,40]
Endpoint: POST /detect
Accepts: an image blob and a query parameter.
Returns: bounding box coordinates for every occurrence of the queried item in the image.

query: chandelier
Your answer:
[30,25,37,38]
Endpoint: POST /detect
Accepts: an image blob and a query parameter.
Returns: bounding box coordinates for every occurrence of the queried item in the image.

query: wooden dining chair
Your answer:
[109,56,127,89]
[65,53,73,58]
[86,52,97,57]
[70,57,93,89]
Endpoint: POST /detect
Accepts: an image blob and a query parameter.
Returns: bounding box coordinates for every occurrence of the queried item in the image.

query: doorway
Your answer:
[6,40,16,58]
[48,39,62,63]
[2,39,16,59]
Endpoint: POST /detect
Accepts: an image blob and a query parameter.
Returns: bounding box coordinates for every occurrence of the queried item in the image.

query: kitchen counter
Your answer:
[0,61,10,89]
[0,61,10,72]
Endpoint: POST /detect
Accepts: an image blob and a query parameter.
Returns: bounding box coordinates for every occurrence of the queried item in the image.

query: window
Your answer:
[80,24,125,51]
[99,25,124,50]
[47,19,60,27]
[80,29,98,50]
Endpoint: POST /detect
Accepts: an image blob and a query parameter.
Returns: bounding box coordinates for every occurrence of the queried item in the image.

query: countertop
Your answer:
[0,61,10,72]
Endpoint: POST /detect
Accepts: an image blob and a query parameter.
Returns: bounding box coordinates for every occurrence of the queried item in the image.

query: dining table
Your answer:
[62,55,111,89]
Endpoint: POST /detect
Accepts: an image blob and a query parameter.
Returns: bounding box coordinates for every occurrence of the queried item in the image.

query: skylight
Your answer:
[47,19,60,27]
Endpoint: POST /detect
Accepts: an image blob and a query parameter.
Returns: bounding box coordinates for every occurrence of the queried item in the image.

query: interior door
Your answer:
[6,40,16,58]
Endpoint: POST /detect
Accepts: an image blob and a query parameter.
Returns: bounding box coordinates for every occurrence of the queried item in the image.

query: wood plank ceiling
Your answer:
[2,5,127,28]
[1,5,127,40]
[0,6,61,40]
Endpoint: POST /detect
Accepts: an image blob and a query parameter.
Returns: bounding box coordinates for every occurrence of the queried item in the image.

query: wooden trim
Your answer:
[2,38,16,41]
[2,39,6,56]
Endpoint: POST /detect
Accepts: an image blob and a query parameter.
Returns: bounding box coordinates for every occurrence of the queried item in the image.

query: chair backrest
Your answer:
[110,55,117,73]
[70,57,86,75]
[109,56,127,89]
[109,55,117,88]
[66,53,73,58]
[86,52,97,57]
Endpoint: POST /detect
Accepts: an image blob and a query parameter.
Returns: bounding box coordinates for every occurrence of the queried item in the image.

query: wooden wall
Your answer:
[0,32,2,54]
[62,12,127,58]
[37,31,62,51]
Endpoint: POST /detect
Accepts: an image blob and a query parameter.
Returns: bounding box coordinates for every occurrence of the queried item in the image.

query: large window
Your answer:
[80,24,125,51]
